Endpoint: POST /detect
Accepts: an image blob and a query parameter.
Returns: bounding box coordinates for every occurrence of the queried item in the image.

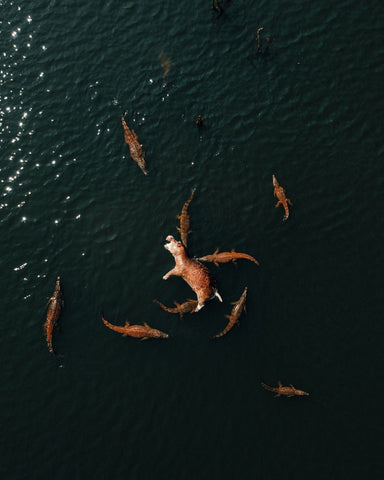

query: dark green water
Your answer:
[1,0,383,478]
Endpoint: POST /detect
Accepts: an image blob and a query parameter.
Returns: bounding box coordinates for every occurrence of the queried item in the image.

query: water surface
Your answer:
[0,1,383,478]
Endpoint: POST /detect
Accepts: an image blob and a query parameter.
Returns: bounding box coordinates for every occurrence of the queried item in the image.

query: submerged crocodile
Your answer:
[273,174,292,221]
[44,276,63,354]
[121,114,148,175]
[177,188,195,248]
[159,51,171,81]
[213,287,247,338]
[198,249,259,266]
[163,235,222,312]
[102,315,169,339]
[261,381,309,397]
[153,298,198,319]
[256,26,264,53]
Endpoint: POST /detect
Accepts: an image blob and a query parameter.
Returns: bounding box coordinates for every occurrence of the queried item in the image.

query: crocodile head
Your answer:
[152,329,169,338]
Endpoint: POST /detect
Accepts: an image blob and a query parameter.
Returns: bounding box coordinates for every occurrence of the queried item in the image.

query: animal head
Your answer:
[164,235,185,256]
[296,389,310,396]
[154,329,169,338]
[272,174,278,186]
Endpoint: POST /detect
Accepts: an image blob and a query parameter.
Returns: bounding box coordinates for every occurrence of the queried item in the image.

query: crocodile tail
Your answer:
[283,203,290,221]
[121,116,129,134]
[47,339,55,355]
[261,382,276,392]
[212,320,229,338]
[242,253,260,265]
[44,320,55,354]
[101,315,108,326]
[188,187,196,203]
[101,315,115,330]
[153,299,173,313]
[212,330,225,339]
[182,187,195,214]
[212,315,233,338]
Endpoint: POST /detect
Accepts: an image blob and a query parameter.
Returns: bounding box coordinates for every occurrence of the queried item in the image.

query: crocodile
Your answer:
[198,248,259,266]
[121,114,148,175]
[102,315,169,339]
[261,381,309,397]
[44,276,63,354]
[273,174,292,221]
[213,287,247,338]
[212,0,223,14]
[153,298,198,319]
[163,235,222,311]
[159,51,171,81]
[176,188,195,248]
[256,26,264,53]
